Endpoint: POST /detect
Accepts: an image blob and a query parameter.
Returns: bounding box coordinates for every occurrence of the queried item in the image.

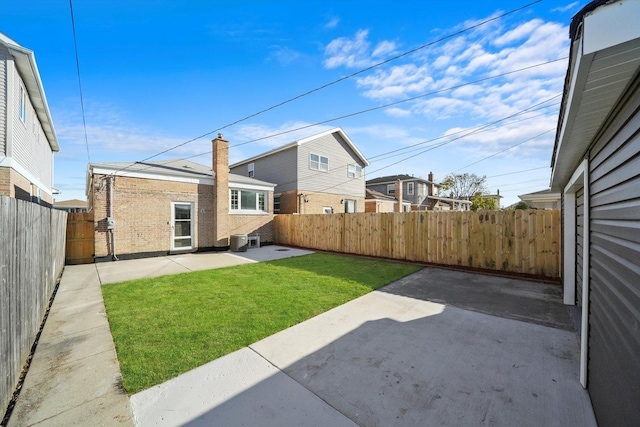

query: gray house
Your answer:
[366,173,471,211]
[550,1,640,425]
[230,128,369,214]
[0,32,59,206]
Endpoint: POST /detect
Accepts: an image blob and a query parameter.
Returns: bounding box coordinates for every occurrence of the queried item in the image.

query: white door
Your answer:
[172,202,193,250]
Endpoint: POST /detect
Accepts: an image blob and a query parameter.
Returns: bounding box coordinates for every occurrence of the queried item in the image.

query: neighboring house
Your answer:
[364,188,411,213]
[0,33,59,206]
[86,135,275,261]
[229,128,369,214]
[366,173,471,211]
[550,1,640,426]
[518,189,560,210]
[54,198,88,213]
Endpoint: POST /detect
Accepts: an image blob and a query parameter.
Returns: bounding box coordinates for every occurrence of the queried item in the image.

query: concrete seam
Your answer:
[246,346,359,426]
[29,347,116,376]
[23,388,134,427]
[166,256,194,272]
[94,263,104,285]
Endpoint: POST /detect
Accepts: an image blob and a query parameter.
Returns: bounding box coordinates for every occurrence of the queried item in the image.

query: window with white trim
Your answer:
[344,199,356,213]
[310,153,329,172]
[387,184,395,195]
[407,182,414,196]
[323,206,333,214]
[348,164,362,178]
[19,84,27,123]
[248,163,254,177]
[230,189,268,212]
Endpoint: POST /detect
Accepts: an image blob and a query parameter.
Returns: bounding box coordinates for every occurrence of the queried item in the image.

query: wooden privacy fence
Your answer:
[66,212,95,265]
[0,196,67,416]
[274,210,561,279]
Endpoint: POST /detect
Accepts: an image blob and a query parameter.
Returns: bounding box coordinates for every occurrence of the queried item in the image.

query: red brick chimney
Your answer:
[213,134,229,248]
[428,171,436,196]
[395,179,403,212]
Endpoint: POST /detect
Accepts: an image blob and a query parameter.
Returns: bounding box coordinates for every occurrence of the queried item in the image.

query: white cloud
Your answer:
[552,2,579,13]
[324,17,340,29]
[372,40,397,57]
[232,122,336,150]
[268,46,300,65]
[323,29,396,69]
[385,107,411,118]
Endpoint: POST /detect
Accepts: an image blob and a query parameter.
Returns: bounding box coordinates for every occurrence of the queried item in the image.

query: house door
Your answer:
[171,202,194,250]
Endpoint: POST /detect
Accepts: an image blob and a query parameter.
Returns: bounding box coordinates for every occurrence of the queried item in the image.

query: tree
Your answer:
[440,173,488,199]
[470,193,500,211]
[514,201,530,210]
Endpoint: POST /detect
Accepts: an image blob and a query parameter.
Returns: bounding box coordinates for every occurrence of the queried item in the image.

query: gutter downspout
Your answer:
[108,176,118,261]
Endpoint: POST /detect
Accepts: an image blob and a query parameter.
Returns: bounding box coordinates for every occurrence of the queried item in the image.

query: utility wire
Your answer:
[229,59,565,149]
[110,0,542,175]
[486,166,547,178]
[451,128,556,173]
[69,0,90,163]
[108,57,564,181]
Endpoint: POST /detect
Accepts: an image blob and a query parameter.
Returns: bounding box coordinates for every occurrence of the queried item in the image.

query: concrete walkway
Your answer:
[7,247,597,426]
[6,246,313,426]
[131,269,597,427]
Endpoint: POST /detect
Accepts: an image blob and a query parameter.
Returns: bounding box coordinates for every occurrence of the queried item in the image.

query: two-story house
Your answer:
[0,33,59,206]
[230,128,369,214]
[366,173,471,211]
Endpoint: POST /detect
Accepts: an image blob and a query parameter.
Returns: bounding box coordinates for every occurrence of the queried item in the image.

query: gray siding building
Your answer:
[0,32,59,206]
[550,1,640,425]
[230,128,369,214]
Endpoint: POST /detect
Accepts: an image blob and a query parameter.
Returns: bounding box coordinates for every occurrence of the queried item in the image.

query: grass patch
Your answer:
[102,253,420,394]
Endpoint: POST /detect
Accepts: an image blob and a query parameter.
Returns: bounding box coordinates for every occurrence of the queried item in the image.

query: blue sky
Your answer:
[2,0,585,206]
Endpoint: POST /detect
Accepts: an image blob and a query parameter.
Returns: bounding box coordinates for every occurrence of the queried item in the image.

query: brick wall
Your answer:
[0,166,52,205]
[91,174,215,258]
[279,189,364,214]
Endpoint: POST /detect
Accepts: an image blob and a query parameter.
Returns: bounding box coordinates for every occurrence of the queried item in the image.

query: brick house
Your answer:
[229,128,369,214]
[86,135,275,261]
[0,33,59,206]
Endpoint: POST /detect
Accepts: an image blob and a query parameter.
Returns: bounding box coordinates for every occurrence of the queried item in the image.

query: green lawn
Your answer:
[102,252,421,394]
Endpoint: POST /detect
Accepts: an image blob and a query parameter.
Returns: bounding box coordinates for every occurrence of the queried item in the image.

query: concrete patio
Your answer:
[5,247,596,426]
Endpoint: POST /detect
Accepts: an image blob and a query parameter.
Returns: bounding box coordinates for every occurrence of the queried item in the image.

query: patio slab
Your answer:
[131,348,357,427]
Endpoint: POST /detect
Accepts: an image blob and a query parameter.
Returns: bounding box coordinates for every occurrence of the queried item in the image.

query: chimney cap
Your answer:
[218,133,224,139]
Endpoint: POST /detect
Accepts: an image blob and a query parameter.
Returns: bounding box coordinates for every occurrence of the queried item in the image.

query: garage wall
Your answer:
[586,74,640,427]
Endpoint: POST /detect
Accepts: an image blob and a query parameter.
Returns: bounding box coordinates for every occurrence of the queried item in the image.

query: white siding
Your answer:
[297,131,365,196]
[9,61,53,189]
[230,147,297,193]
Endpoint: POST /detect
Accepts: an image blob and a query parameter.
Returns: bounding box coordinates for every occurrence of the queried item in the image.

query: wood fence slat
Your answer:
[273,210,560,279]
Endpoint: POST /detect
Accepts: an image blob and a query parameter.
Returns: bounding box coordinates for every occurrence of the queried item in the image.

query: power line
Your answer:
[486,166,547,178]
[110,0,543,175]
[69,0,90,163]
[450,128,556,173]
[108,58,564,180]
[229,60,565,149]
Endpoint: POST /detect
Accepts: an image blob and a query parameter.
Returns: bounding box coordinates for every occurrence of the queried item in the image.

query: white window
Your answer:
[19,84,27,123]
[323,206,333,214]
[348,164,362,178]
[344,199,356,213]
[248,163,254,177]
[407,182,414,196]
[230,189,268,213]
[310,153,329,172]
[387,184,395,195]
